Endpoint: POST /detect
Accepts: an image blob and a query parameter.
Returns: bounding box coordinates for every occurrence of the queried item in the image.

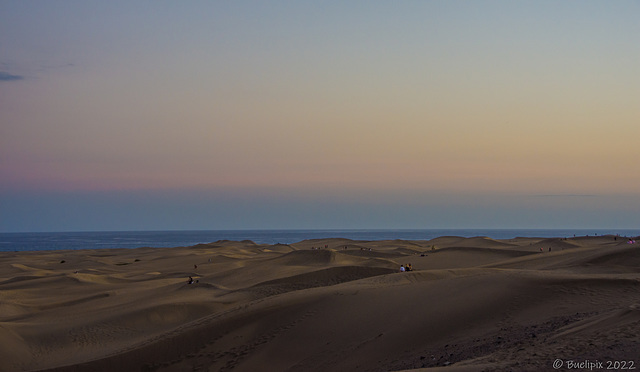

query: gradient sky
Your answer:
[1,1,639,232]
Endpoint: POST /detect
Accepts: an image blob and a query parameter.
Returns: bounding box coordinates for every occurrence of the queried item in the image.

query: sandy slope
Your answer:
[0,235,638,371]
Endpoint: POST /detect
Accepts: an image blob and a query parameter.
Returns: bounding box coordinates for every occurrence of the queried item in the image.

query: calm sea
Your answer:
[1,229,638,252]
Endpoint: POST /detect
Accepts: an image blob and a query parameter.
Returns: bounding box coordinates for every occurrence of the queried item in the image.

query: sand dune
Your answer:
[0,235,638,371]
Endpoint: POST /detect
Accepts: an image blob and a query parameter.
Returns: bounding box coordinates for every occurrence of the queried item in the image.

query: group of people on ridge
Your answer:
[399,263,413,272]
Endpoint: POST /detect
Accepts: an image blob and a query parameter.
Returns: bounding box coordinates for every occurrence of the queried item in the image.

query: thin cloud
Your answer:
[0,71,24,81]
[531,194,599,198]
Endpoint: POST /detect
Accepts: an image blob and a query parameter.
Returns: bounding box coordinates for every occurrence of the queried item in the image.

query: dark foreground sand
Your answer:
[1,235,639,371]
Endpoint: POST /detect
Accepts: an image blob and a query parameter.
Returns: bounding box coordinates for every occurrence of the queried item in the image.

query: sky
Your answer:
[1,1,639,232]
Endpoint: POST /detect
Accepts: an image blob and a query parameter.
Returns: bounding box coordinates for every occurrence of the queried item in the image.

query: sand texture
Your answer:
[1,235,639,371]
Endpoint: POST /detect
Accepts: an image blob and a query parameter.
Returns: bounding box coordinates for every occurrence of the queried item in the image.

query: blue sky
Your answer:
[1,1,638,232]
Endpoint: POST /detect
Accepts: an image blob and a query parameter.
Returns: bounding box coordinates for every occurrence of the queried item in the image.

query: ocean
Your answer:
[1,229,638,252]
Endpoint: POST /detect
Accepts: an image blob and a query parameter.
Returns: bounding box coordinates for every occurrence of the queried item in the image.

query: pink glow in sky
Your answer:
[1,1,639,231]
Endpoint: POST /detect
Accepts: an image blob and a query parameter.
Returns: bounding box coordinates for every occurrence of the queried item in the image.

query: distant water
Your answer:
[0,229,638,252]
